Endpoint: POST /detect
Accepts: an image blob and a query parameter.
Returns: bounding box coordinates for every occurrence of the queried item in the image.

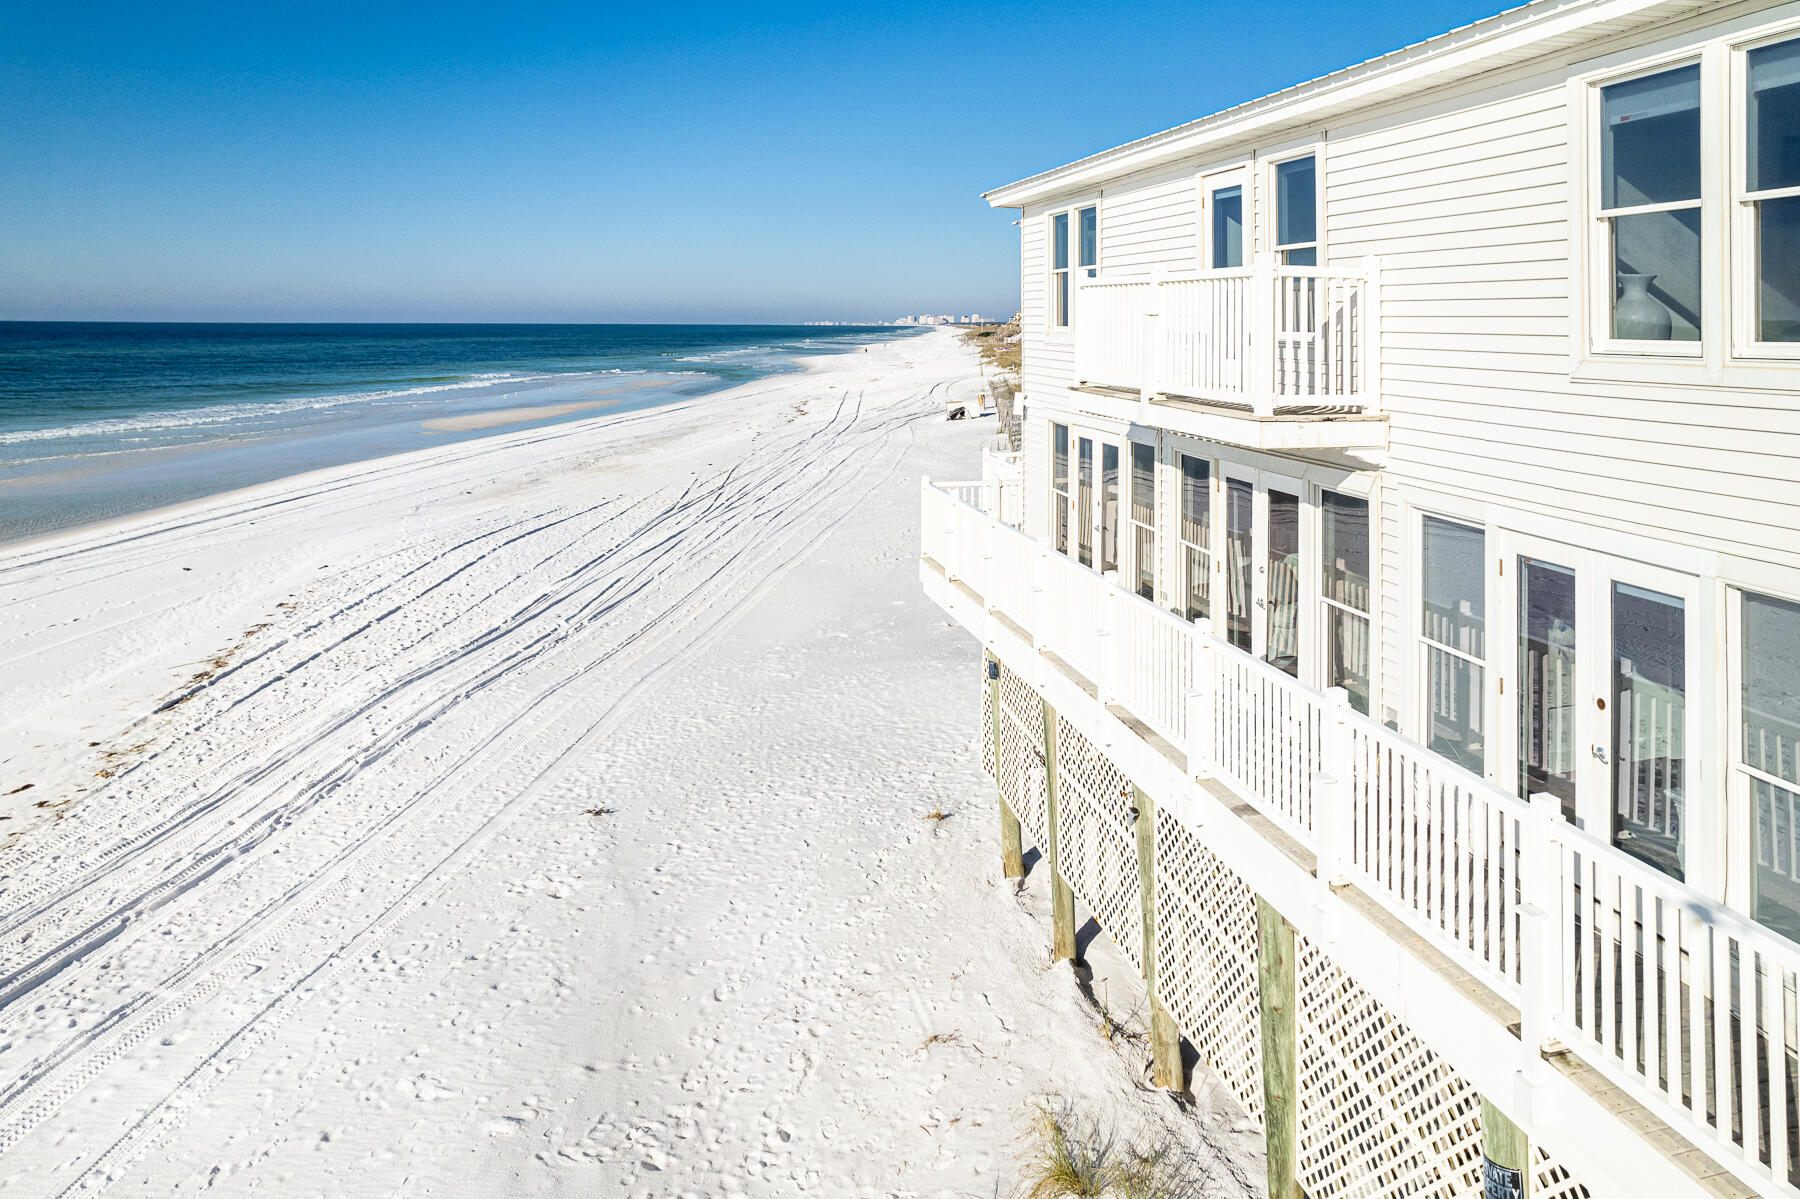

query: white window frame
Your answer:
[1046,200,1100,338]
[1262,143,1324,268]
[1412,509,1494,780]
[1174,449,1214,623]
[1583,53,1711,359]
[1731,24,1800,360]
[1726,584,1800,932]
[1318,485,1374,715]
[1198,163,1251,273]
[1048,210,1072,333]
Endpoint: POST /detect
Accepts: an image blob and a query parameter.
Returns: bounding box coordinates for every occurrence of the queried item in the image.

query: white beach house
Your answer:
[923,2,1800,1197]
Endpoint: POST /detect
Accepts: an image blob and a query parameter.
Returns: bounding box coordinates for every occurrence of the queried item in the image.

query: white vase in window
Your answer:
[1615,273,1673,341]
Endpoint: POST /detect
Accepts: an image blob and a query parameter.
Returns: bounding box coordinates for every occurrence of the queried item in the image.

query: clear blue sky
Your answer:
[2,1,1505,323]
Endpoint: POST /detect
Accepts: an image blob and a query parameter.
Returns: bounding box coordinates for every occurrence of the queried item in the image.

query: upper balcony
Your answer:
[1071,259,1388,453]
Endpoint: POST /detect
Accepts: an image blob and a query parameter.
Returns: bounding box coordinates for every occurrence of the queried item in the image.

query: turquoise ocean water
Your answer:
[0,323,916,544]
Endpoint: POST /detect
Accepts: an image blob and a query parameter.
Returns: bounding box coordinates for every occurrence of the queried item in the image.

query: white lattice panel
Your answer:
[1295,933,1484,1199]
[996,667,1050,852]
[980,675,996,779]
[1153,805,1264,1124]
[1053,715,1144,975]
[1532,1145,1592,1199]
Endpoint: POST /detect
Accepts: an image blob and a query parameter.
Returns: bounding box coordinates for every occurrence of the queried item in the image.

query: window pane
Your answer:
[1612,209,1701,341]
[1612,582,1686,881]
[1055,272,1069,328]
[1749,38,1800,193]
[1052,212,1069,269]
[1518,557,1578,820]
[1600,64,1701,209]
[1179,455,1210,547]
[1758,195,1800,342]
[1276,157,1316,247]
[1056,498,1070,555]
[1078,207,1097,269]
[1131,441,1155,525]
[1421,516,1485,659]
[1267,489,1300,676]
[1100,444,1119,574]
[1326,609,1371,715]
[1135,526,1155,600]
[1225,478,1253,652]
[1320,490,1369,614]
[1052,423,1069,491]
[1282,247,1318,268]
[1212,185,1244,269]
[1745,591,1800,788]
[1077,438,1093,567]
[1754,779,1800,942]
[1184,547,1210,622]
[1427,648,1485,774]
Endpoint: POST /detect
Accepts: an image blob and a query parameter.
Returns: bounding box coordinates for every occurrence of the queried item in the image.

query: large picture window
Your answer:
[1129,442,1155,600]
[1746,38,1800,344]
[1320,490,1371,714]
[1598,64,1702,344]
[1178,455,1210,621]
[1742,591,1800,941]
[1420,516,1486,773]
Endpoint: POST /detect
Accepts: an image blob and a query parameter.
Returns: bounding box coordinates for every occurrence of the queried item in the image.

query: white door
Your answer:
[1219,463,1307,676]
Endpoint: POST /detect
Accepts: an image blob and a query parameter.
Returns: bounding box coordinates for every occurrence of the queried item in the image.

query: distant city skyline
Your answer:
[3,1,1504,323]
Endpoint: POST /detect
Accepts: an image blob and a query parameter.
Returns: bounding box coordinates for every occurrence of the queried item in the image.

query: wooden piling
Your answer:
[1132,785,1185,1090]
[1257,897,1299,1199]
[985,653,1025,879]
[1040,698,1078,962]
[1480,1095,1531,1199]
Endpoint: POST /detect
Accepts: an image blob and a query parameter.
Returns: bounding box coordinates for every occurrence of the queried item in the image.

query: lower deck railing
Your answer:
[922,476,1800,1197]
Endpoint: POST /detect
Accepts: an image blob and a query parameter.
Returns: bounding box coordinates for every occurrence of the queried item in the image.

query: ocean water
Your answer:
[0,322,917,544]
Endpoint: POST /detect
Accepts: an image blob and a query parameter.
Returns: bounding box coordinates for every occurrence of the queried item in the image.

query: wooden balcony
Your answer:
[1072,260,1388,452]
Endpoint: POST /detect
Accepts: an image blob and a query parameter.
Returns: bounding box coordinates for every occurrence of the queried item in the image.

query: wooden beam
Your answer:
[986,653,1025,879]
[1133,785,1185,1091]
[1041,698,1078,962]
[1481,1095,1531,1199]
[1257,896,1299,1199]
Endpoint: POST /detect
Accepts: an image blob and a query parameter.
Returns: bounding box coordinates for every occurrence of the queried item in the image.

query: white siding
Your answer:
[1098,168,1196,273]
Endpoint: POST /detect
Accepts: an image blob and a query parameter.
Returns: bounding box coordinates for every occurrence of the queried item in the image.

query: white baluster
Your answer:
[1315,686,1352,888]
[1250,258,1276,417]
[1187,621,1216,781]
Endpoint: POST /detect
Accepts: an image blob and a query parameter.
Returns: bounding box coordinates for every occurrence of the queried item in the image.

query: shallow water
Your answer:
[0,322,916,543]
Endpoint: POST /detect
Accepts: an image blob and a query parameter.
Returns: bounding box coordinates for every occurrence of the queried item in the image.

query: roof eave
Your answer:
[981,0,1671,210]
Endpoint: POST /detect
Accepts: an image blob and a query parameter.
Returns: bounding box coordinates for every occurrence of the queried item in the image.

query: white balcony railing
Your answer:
[1073,259,1379,416]
[921,477,1800,1199]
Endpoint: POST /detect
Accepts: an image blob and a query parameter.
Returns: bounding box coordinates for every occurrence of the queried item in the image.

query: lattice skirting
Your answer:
[973,662,1594,1199]
[1054,716,1144,976]
[1153,804,1266,1125]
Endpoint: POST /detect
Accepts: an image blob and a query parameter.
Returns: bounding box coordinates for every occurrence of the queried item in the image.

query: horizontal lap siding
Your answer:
[1329,75,1800,703]
[1099,169,1196,273]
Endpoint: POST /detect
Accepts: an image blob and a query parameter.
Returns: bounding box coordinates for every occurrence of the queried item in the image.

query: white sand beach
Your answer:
[0,330,1257,1196]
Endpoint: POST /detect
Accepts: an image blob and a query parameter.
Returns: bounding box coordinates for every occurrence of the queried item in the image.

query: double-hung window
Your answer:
[1597,64,1703,345]
[1052,423,1071,554]
[1744,38,1800,345]
[1274,156,1318,266]
[1049,205,1098,331]
[1129,442,1155,600]
[1051,213,1071,329]
[1420,516,1487,774]
[1321,490,1372,714]
[1178,455,1211,621]
[1740,591,1800,941]
[1078,206,1098,279]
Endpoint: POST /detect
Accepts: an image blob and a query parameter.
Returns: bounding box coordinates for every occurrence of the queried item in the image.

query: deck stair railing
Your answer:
[1073,258,1380,417]
[921,477,1800,1198]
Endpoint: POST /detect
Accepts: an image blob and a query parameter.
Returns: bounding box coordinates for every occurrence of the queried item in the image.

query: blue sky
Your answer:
[2,1,1505,323]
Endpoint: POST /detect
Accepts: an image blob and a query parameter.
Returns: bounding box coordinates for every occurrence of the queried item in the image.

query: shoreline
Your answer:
[0,342,860,557]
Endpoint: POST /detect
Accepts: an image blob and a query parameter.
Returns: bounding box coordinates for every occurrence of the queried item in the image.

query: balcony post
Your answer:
[1095,575,1117,706]
[1186,622,1215,780]
[1031,536,1052,653]
[1131,785,1186,1091]
[1361,255,1382,414]
[1250,257,1278,417]
[1519,790,1565,1087]
[1314,686,1352,892]
[1141,269,1163,405]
